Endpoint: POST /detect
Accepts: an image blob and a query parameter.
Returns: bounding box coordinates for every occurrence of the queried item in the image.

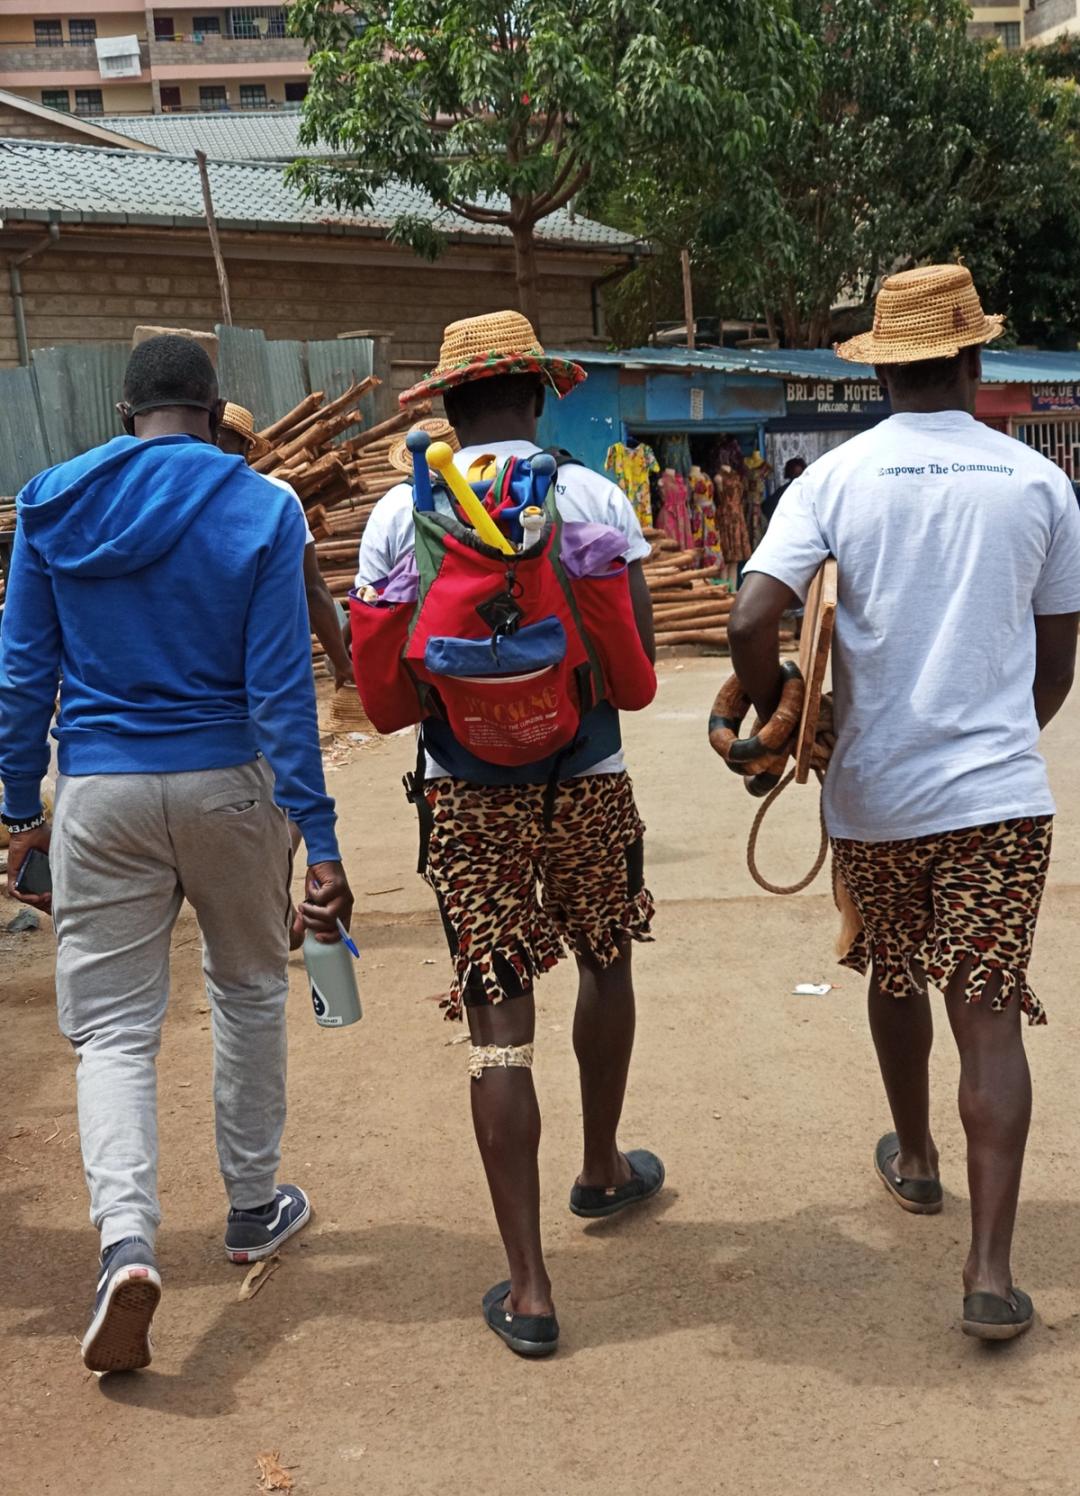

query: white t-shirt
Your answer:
[356,438,651,777]
[746,411,1080,842]
[264,473,314,545]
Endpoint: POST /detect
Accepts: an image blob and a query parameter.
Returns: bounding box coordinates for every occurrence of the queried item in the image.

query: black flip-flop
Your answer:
[482,1281,559,1357]
[962,1287,1034,1342]
[874,1132,943,1215]
[569,1149,665,1219]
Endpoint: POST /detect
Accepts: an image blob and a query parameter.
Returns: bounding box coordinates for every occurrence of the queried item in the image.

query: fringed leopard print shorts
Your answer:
[831,816,1052,1026]
[425,772,654,1021]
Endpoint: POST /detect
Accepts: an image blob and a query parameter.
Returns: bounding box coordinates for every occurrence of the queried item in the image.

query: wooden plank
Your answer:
[794,558,837,784]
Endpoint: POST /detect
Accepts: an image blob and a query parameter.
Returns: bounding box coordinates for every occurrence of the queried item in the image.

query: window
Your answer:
[199,85,228,110]
[41,88,70,111]
[154,16,176,39]
[193,15,221,34]
[68,18,97,44]
[284,81,308,102]
[997,21,1021,48]
[239,83,268,109]
[74,89,104,116]
[34,19,63,47]
[160,85,182,110]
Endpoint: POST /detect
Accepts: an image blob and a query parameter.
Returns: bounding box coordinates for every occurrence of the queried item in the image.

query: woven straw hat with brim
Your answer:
[220,402,256,446]
[387,417,460,475]
[398,310,587,408]
[835,264,1004,366]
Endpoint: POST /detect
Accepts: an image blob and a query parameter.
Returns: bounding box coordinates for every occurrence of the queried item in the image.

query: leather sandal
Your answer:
[569,1149,665,1219]
[874,1132,943,1214]
[961,1287,1034,1341]
[482,1281,559,1357]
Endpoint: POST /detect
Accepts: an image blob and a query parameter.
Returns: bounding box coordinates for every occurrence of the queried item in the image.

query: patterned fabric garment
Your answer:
[425,772,654,1021]
[744,452,772,549]
[831,816,1053,1025]
[605,442,659,530]
[657,471,694,551]
[714,467,752,564]
[689,470,720,565]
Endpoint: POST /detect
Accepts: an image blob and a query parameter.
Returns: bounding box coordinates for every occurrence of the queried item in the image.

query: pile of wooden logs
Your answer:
[250,386,440,629]
[644,535,736,648]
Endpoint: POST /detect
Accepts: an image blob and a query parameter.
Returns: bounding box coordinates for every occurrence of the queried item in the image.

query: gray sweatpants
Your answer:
[51,760,293,1251]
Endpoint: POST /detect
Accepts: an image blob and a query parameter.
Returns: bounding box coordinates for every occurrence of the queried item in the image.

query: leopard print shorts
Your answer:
[425,771,654,1021]
[831,816,1052,1025]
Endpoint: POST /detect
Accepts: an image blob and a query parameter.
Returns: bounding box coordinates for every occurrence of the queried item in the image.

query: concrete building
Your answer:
[0,128,641,390]
[0,3,311,116]
[969,0,1079,48]
[969,2,1025,49]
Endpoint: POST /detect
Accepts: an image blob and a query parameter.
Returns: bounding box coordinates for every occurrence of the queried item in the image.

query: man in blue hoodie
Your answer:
[0,335,353,1374]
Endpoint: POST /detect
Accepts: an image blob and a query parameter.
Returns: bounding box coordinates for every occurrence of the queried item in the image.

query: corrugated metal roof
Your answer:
[558,344,1080,386]
[0,138,637,252]
[99,109,337,161]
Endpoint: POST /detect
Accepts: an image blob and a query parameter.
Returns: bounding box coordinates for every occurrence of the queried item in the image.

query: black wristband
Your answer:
[0,811,46,834]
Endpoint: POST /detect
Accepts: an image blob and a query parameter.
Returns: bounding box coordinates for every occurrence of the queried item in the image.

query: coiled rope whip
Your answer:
[708,661,834,895]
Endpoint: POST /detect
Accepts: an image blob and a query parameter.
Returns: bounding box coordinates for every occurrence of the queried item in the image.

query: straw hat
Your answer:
[220,402,256,447]
[387,418,459,475]
[399,310,587,407]
[835,265,1004,365]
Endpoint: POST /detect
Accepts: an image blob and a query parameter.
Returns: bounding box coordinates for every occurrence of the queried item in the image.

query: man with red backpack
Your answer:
[353,312,664,1356]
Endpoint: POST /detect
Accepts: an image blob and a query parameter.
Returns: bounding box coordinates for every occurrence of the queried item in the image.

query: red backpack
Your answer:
[349,452,656,772]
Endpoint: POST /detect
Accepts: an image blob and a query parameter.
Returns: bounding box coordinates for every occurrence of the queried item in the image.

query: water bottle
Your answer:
[303,932,362,1028]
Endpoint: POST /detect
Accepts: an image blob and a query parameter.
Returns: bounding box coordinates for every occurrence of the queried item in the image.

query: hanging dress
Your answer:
[604,442,659,530]
[657,470,694,551]
[689,470,720,566]
[714,467,751,564]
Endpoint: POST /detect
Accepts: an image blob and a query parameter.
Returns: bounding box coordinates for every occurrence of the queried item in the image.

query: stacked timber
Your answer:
[643,531,793,650]
[644,533,735,648]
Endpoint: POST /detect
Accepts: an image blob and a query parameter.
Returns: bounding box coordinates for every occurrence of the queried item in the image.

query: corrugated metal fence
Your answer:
[0,326,387,496]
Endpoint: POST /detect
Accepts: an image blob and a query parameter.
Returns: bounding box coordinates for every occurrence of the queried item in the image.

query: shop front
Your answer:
[540,349,786,581]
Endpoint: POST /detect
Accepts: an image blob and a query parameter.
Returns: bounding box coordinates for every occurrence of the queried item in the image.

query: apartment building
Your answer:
[0,3,311,116]
[970,0,1080,48]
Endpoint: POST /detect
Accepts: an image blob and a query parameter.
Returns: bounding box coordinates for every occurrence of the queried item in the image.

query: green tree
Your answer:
[605,0,1080,349]
[286,0,802,337]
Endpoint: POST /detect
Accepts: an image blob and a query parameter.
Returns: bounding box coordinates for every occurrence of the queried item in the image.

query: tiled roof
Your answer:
[0,138,638,252]
[561,345,1080,387]
[99,109,330,161]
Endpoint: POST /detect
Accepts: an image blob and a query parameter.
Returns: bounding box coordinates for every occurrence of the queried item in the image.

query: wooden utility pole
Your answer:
[680,248,695,351]
[195,149,232,326]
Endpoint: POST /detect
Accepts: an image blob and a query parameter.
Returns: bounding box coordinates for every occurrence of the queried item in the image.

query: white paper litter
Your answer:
[793,983,833,996]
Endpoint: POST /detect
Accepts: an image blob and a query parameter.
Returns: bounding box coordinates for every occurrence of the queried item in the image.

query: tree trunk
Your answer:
[511,222,544,338]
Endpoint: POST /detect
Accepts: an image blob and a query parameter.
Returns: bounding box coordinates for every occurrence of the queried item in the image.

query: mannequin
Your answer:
[657,465,693,550]
[713,463,751,589]
[688,463,719,566]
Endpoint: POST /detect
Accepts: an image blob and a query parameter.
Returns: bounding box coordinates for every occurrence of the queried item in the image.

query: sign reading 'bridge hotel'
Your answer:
[784,379,890,418]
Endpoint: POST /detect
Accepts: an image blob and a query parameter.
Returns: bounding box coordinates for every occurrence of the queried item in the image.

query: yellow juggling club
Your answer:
[426,441,515,555]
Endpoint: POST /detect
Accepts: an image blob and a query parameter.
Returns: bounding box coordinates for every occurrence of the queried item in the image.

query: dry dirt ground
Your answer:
[5,656,1080,1495]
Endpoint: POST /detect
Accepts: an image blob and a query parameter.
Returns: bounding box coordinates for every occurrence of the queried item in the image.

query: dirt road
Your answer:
[5,655,1080,1495]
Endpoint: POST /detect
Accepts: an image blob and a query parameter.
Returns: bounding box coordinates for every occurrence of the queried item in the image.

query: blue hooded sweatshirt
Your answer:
[0,433,339,861]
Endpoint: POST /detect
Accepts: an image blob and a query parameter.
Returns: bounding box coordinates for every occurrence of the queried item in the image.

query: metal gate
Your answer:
[1012,415,1080,478]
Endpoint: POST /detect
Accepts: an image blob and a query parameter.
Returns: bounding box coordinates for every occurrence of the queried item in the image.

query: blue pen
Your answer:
[337,919,360,958]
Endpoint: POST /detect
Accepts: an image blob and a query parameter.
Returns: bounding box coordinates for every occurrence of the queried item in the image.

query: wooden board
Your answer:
[794,558,837,784]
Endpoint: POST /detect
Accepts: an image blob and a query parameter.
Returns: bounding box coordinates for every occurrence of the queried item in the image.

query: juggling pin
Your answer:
[427,441,516,555]
[519,505,545,552]
[530,451,557,506]
[406,427,435,512]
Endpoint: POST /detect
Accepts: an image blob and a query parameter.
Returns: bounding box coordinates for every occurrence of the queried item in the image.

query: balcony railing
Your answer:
[0,41,150,73]
[148,35,309,65]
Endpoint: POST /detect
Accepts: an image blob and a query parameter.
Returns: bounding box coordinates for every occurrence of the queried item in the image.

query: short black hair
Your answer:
[123,334,218,413]
[783,457,806,480]
[443,372,544,427]
[881,352,966,400]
